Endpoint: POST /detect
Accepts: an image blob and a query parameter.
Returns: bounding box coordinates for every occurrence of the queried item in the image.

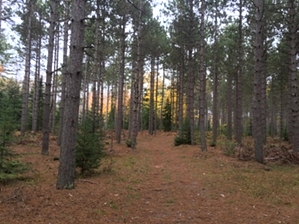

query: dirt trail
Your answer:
[0,132,299,224]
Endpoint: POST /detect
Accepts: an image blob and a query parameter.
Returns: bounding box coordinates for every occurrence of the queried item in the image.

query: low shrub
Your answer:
[76,116,106,175]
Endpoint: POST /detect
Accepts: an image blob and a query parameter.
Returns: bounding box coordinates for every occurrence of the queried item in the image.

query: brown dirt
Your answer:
[1,132,299,224]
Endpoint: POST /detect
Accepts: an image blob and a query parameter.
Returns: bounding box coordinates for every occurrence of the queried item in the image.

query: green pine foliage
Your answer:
[162,98,172,132]
[76,114,106,175]
[0,78,27,182]
[174,119,191,146]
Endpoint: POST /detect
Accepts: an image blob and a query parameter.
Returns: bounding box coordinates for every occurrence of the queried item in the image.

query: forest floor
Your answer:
[1,131,299,224]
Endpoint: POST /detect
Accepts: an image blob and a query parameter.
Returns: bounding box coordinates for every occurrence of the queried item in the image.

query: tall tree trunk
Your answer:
[51,28,60,133]
[58,0,70,146]
[105,83,110,129]
[32,29,42,133]
[235,0,244,145]
[252,0,264,163]
[116,15,127,143]
[131,0,142,149]
[212,1,219,146]
[269,80,276,137]
[57,0,86,189]
[160,64,166,130]
[187,49,195,145]
[42,0,58,155]
[178,52,184,138]
[288,0,299,151]
[199,0,207,151]
[149,56,155,135]
[128,61,136,139]
[92,3,100,131]
[171,70,176,131]
[21,0,32,136]
[227,71,232,140]
[99,60,105,129]
[154,58,159,134]
[82,58,89,121]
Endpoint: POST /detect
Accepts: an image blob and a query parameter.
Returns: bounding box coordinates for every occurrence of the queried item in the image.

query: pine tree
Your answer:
[162,98,172,132]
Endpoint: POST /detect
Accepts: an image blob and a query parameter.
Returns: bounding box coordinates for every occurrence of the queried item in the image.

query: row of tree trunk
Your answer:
[16,0,299,189]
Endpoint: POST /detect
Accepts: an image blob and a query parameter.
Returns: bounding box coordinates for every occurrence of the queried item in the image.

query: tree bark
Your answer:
[21,0,32,136]
[57,0,86,189]
[227,69,232,140]
[32,25,42,133]
[235,0,244,145]
[187,49,195,145]
[288,0,299,151]
[199,0,207,151]
[252,0,264,163]
[149,56,155,135]
[131,0,142,149]
[42,0,58,155]
[154,58,159,134]
[178,51,184,138]
[212,0,219,146]
[51,27,60,134]
[116,15,127,143]
[58,0,70,146]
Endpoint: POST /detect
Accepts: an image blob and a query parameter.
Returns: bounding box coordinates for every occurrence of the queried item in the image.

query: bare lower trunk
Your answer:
[116,16,126,143]
[57,0,86,189]
[252,0,264,163]
[288,0,299,151]
[149,57,155,135]
[58,0,70,146]
[21,2,32,136]
[32,32,41,133]
[199,0,207,151]
[42,0,58,155]
[212,1,219,146]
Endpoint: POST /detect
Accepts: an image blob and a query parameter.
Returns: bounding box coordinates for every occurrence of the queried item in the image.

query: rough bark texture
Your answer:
[154,59,159,134]
[51,28,60,133]
[178,52,184,138]
[42,0,58,155]
[235,0,243,145]
[56,0,86,189]
[58,0,70,146]
[131,0,142,149]
[187,50,195,145]
[32,30,42,133]
[288,0,299,151]
[252,0,264,163]
[227,69,232,140]
[21,0,32,136]
[92,5,100,131]
[116,15,126,143]
[212,1,219,146]
[149,57,155,135]
[199,0,207,151]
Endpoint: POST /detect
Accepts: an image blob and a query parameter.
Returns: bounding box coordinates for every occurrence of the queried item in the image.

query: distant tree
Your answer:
[114,0,129,144]
[20,0,33,136]
[199,0,207,151]
[162,98,172,132]
[42,0,59,155]
[57,0,70,146]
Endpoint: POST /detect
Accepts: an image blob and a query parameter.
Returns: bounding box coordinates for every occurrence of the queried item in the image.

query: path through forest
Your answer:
[0,132,299,223]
